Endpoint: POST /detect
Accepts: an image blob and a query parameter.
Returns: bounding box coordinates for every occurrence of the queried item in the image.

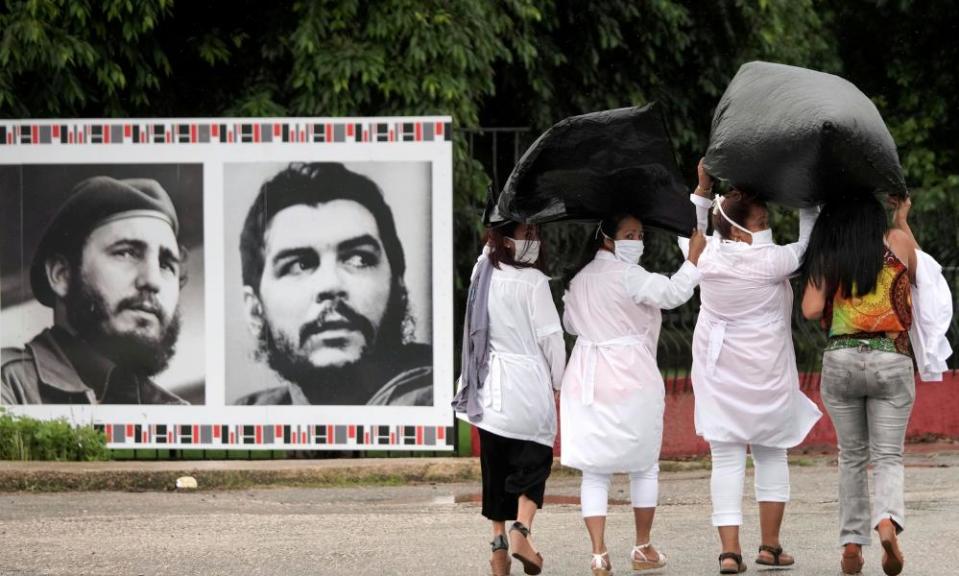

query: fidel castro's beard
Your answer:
[65,273,182,377]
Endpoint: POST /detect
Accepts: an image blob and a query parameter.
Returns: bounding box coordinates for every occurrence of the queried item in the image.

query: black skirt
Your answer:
[478,427,554,521]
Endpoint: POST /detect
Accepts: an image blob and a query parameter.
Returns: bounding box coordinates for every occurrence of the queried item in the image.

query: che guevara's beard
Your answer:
[66,275,181,377]
[257,299,376,401]
[255,283,410,403]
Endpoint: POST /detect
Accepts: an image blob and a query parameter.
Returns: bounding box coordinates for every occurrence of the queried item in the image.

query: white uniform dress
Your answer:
[560,250,701,473]
[454,255,566,448]
[686,195,822,448]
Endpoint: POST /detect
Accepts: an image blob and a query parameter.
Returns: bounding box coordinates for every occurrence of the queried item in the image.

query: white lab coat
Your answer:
[909,249,954,381]
[560,250,701,473]
[687,195,822,448]
[454,254,566,447]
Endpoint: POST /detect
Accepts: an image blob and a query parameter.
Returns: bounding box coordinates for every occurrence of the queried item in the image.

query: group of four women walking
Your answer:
[455,158,928,576]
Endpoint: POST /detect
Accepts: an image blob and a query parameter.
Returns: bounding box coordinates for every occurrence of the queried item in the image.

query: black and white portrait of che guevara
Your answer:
[224,161,434,407]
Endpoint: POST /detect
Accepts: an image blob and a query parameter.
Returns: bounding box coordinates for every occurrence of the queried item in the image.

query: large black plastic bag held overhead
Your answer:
[494,103,696,237]
[703,61,907,208]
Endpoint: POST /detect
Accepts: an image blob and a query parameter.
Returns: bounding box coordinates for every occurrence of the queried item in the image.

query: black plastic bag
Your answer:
[494,103,696,236]
[704,61,907,208]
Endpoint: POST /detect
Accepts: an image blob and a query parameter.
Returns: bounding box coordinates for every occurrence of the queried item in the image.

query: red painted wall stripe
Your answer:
[471,372,959,457]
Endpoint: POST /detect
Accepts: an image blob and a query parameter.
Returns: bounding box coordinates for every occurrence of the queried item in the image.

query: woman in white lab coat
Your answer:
[453,221,566,576]
[561,213,706,576]
[690,162,822,574]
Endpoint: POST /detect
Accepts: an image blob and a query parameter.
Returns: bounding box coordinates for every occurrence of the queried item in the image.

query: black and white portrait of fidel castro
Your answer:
[234,162,433,406]
[1,176,189,405]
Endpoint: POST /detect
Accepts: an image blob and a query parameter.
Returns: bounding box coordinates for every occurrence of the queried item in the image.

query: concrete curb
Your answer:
[0,458,484,492]
[0,457,718,492]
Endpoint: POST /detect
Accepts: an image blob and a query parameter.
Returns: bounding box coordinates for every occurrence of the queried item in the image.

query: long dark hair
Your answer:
[563,213,631,285]
[801,192,887,298]
[486,222,547,273]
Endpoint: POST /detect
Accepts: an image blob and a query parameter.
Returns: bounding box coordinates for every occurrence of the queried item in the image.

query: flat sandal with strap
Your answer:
[755,544,795,567]
[719,551,747,574]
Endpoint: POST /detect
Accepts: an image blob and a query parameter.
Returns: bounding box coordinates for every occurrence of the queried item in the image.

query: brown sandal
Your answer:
[755,544,795,567]
[509,521,543,575]
[877,519,904,576]
[841,544,864,575]
[719,551,747,574]
[490,534,511,576]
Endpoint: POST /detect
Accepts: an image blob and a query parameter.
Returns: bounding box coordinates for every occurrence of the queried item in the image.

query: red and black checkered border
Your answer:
[0,120,452,145]
[96,423,454,449]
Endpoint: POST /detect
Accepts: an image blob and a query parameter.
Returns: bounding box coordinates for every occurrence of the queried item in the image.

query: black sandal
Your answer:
[719,552,747,574]
[755,544,795,567]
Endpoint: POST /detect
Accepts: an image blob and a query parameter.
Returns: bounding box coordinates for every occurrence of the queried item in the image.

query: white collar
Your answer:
[595,249,617,262]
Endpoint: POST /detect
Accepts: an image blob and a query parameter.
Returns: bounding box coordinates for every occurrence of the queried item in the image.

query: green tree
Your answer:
[820,0,959,264]
[0,0,174,116]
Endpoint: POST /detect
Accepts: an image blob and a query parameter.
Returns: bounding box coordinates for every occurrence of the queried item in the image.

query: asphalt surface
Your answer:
[0,452,957,575]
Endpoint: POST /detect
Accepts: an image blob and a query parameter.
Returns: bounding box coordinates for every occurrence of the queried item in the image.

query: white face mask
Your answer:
[613,239,645,264]
[713,195,774,246]
[749,228,774,246]
[507,238,540,264]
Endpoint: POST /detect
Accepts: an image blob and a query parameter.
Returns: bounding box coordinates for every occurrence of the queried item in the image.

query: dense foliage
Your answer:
[0,408,108,461]
[1,0,956,372]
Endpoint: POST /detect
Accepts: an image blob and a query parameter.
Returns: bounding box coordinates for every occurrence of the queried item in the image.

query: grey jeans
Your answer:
[820,347,915,547]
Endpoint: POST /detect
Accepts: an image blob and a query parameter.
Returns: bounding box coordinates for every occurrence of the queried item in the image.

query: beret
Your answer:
[30,176,180,307]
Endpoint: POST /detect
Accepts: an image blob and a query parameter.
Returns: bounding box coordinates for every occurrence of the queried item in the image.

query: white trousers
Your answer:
[709,441,790,526]
[580,464,659,517]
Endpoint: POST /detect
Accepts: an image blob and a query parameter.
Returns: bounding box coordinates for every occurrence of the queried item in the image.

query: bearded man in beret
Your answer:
[1,176,188,405]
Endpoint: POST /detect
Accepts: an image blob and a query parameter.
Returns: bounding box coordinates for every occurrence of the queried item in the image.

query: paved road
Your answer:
[1,453,957,576]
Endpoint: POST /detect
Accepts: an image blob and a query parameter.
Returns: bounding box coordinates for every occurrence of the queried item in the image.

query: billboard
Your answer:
[0,118,454,450]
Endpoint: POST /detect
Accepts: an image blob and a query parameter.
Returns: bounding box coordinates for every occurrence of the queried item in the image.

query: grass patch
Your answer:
[0,408,107,461]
